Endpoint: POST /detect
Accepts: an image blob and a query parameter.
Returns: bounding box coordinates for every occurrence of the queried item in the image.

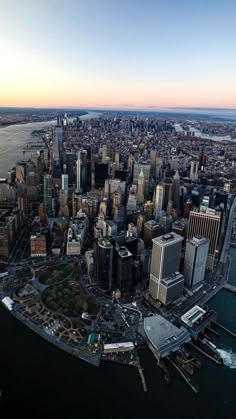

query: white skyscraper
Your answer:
[61,174,68,192]
[184,235,209,289]
[154,184,163,220]
[149,232,183,301]
[76,151,81,192]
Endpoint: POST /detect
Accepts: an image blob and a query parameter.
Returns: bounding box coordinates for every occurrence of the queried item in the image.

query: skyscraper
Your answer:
[184,235,209,289]
[76,151,81,192]
[162,178,173,211]
[133,163,151,198]
[43,174,53,217]
[154,184,163,220]
[149,232,183,300]
[187,209,221,270]
[61,174,68,192]
[136,169,144,204]
[94,238,113,291]
[116,246,133,294]
[172,170,180,210]
[190,161,199,182]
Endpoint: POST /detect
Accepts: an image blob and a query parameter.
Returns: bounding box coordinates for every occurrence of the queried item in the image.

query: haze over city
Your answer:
[1,0,236,109]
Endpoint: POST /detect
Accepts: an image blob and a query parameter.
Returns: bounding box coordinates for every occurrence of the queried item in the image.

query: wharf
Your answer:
[223,283,236,293]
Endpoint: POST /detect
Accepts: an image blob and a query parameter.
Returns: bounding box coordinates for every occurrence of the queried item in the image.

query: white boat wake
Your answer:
[216,348,236,368]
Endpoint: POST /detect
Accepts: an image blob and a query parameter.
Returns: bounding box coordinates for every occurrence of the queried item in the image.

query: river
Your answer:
[0,117,236,418]
[0,112,100,178]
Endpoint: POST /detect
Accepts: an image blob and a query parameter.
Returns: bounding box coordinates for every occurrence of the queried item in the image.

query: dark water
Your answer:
[0,252,236,418]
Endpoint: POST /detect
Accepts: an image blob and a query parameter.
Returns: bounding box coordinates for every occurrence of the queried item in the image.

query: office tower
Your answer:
[170,158,179,171]
[184,236,209,289]
[150,150,157,177]
[43,174,53,217]
[156,157,163,179]
[166,200,173,216]
[16,162,26,183]
[172,170,180,210]
[149,232,183,300]
[38,203,48,225]
[187,209,221,270]
[162,178,173,211]
[66,151,76,184]
[144,200,154,221]
[94,238,113,290]
[76,151,81,192]
[116,246,133,294]
[102,144,107,163]
[61,174,68,192]
[143,220,163,247]
[190,161,199,182]
[17,192,27,220]
[76,150,87,192]
[95,163,109,188]
[154,184,163,220]
[80,149,88,192]
[136,169,144,204]
[59,190,69,218]
[115,152,120,170]
[172,219,186,237]
[133,163,151,197]
[183,199,193,218]
[52,126,62,179]
[158,272,184,305]
[127,188,137,212]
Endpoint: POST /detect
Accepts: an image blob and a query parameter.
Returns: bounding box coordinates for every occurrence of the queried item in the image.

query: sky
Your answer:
[0,0,236,109]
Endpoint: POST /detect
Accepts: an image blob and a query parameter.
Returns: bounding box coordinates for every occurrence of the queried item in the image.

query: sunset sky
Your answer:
[1,0,236,109]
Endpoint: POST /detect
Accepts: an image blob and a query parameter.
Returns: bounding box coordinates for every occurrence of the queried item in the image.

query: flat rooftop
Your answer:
[144,315,190,357]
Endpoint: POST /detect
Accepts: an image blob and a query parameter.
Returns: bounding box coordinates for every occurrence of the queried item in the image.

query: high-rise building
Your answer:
[143,220,163,247]
[187,209,221,270]
[94,238,113,290]
[136,169,144,204]
[115,152,120,170]
[190,161,199,182]
[149,232,183,300]
[52,126,62,179]
[59,190,69,218]
[162,178,173,211]
[154,184,163,220]
[172,170,180,210]
[184,235,209,289]
[61,174,68,192]
[102,144,107,163]
[116,246,133,294]
[158,272,184,305]
[76,151,81,192]
[43,174,53,217]
[133,163,151,198]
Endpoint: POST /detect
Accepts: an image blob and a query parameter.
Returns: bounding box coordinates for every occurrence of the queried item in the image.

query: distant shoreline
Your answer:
[0,111,89,129]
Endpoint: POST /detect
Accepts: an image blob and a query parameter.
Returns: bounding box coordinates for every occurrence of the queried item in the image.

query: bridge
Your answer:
[223,283,236,293]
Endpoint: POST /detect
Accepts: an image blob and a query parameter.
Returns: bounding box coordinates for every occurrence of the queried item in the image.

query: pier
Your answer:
[213,321,236,338]
[223,283,236,294]
[167,357,199,394]
[188,342,222,365]
[136,361,148,392]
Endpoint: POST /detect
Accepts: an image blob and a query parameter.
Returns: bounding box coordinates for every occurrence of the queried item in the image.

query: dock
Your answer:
[213,320,236,338]
[188,342,222,365]
[136,360,148,392]
[167,357,199,394]
[223,283,236,293]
